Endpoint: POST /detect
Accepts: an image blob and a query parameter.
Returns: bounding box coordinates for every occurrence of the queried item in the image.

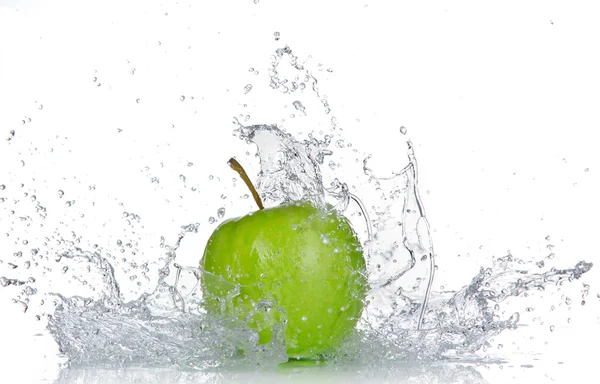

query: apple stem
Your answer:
[228,158,264,210]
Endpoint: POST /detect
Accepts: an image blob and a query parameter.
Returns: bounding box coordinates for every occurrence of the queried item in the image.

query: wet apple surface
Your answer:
[200,200,368,359]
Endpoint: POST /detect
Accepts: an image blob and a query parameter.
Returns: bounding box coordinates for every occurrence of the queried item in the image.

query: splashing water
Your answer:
[1,122,589,371]
[0,43,595,380]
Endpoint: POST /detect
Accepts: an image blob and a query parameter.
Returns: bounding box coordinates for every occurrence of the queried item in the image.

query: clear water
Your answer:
[0,37,596,383]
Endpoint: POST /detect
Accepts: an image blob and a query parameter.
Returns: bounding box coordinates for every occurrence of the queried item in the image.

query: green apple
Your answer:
[200,160,367,360]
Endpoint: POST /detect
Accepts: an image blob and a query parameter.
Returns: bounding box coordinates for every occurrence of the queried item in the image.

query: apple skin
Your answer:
[200,200,367,359]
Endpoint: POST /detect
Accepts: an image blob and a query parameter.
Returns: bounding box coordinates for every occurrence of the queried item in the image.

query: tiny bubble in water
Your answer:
[400,126,407,135]
[217,207,226,219]
[208,217,216,224]
[180,95,185,101]
[274,32,280,41]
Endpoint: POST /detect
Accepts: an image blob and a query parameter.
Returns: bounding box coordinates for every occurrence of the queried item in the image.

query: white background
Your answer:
[1,1,600,383]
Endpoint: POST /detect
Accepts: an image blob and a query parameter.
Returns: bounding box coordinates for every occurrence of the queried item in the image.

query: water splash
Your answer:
[0,123,586,371]
[0,45,594,378]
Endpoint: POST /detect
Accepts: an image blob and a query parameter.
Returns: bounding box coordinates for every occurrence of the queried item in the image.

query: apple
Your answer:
[200,159,367,360]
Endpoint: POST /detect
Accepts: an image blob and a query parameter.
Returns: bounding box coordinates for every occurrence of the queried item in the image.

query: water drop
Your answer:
[129,68,136,75]
[0,277,8,287]
[217,208,226,219]
[399,126,407,135]
[274,31,280,41]
[187,162,194,167]
[0,185,5,190]
[136,98,141,103]
[244,84,253,94]
[58,190,64,197]
[180,95,185,101]
[179,175,186,183]
[208,217,216,224]
[301,316,307,321]
[292,100,305,113]
[550,325,555,332]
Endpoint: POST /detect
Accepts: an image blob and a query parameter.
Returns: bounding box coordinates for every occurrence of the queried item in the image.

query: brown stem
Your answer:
[228,158,264,210]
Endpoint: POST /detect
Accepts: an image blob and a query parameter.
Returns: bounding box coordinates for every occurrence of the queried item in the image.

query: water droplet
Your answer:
[292,100,305,113]
[217,208,226,219]
[301,316,307,321]
[187,162,194,167]
[0,185,5,190]
[130,68,136,75]
[253,0,259,3]
[565,297,572,305]
[179,175,186,183]
[0,277,8,287]
[208,217,216,224]
[550,325,555,332]
[244,84,253,94]
[136,98,141,103]
[180,95,185,101]
[399,126,407,135]
[274,32,280,41]
[62,266,69,274]
[151,177,160,184]
[58,190,64,198]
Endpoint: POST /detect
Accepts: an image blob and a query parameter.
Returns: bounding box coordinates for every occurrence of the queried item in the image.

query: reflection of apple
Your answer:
[200,160,367,360]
